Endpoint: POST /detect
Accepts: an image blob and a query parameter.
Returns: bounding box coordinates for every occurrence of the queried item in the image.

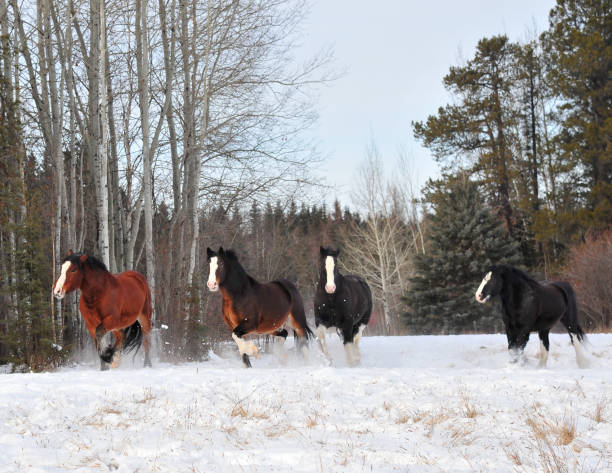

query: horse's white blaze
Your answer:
[232,333,258,356]
[538,340,548,368]
[475,271,492,303]
[325,256,336,293]
[573,339,589,368]
[207,257,218,291]
[53,261,72,298]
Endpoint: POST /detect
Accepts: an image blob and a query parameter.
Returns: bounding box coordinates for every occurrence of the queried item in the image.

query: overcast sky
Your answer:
[300,0,556,206]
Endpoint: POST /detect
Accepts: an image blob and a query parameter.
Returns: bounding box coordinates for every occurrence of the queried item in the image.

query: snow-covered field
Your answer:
[1,333,611,473]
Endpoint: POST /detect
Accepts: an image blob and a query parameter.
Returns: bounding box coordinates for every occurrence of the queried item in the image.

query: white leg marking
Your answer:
[509,347,525,365]
[475,271,492,303]
[53,261,72,298]
[573,340,589,368]
[111,351,121,369]
[325,256,336,293]
[273,335,287,361]
[538,340,548,368]
[316,325,330,359]
[344,342,356,367]
[207,257,218,291]
[232,333,258,356]
[353,325,365,345]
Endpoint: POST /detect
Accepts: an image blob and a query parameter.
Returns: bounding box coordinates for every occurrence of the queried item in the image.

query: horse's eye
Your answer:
[70,268,77,273]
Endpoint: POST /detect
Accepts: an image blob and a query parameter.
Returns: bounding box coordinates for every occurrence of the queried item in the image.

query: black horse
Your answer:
[475,264,588,368]
[314,247,372,366]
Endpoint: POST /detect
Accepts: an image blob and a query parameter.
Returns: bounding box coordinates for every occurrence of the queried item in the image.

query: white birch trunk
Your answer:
[136,0,156,322]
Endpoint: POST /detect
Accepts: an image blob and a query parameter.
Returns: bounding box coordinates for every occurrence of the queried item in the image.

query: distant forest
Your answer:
[0,0,610,370]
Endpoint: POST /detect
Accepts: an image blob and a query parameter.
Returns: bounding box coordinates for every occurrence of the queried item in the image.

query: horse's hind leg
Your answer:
[138,313,153,368]
[560,314,589,368]
[272,329,288,362]
[537,330,550,368]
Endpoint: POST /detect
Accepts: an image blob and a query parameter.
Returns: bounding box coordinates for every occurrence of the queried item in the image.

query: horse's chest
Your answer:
[222,297,250,329]
[316,299,347,326]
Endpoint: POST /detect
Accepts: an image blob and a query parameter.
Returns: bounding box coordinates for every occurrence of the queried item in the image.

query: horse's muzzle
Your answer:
[207,281,218,292]
[475,293,489,303]
[325,284,336,294]
[52,290,65,300]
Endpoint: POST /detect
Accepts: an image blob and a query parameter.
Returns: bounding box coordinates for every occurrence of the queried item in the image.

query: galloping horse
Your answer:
[314,247,372,366]
[475,264,588,368]
[52,250,153,370]
[206,247,313,367]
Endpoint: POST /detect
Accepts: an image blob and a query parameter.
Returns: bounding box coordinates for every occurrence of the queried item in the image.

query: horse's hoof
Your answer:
[242,353,252,368]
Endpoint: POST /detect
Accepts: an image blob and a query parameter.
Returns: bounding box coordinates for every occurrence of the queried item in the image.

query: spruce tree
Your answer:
[404,175,522,334]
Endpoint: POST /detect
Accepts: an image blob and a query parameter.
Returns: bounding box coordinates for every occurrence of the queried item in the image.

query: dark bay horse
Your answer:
[52,251,153,370]
[206,247,313,367]
[475,264,587,368]
[314,247,372,366]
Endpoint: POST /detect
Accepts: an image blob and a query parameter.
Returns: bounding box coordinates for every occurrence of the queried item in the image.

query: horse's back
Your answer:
[115,270,152,317]
[268,279,301,307]
[344,275,372,306]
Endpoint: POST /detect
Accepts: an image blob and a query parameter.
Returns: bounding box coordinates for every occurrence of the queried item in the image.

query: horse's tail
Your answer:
[278,280,314,341]
[553,281,585,343]
[123,321,143,355]
[359,277,373,326]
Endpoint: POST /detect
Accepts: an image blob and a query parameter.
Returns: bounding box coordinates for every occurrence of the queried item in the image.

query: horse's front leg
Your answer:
[507,328,530,365]
[95,315,119,365]
[232,323,258,368]
[341,319,359,367]
[315,324,332,364]
[537,330,550,368]
[82,316,109,371]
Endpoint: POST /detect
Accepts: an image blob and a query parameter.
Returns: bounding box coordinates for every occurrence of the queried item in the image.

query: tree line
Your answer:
[0,0,610,370]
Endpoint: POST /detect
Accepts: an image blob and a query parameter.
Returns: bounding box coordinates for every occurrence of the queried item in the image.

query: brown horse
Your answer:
[206,247,313,367]
[52,250,153,370]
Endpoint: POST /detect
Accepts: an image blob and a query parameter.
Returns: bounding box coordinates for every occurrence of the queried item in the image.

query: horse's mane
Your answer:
[495,264,539,289]
[222,249,257,285]
[64,253,109,273]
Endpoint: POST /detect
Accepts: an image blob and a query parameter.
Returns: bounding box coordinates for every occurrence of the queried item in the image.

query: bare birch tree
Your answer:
[341,144,416,335]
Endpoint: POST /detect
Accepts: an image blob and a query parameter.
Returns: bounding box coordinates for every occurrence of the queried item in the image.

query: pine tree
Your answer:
[404,175,522,334]
[412,35,520,235]
[541,0,612,230]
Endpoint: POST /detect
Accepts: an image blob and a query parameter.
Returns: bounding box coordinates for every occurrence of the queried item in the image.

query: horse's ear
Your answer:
[67,249,73,256]
[320,246,326,256]
[333,248,340,257]
[206,247,214,258]
[218,246,224,255]
[80,254,87,263]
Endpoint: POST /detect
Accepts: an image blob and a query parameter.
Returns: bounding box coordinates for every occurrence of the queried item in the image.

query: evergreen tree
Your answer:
[541,0,612,230]
[404,175,522,334]
[412,36,520,235]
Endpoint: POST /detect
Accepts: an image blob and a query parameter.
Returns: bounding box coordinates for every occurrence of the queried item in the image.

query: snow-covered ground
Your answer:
[1,333,611,473]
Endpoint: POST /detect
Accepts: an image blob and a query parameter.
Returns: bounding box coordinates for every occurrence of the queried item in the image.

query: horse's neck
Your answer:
[80,269,112,301]
[501,277,534,313]
[222,265,252,296]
